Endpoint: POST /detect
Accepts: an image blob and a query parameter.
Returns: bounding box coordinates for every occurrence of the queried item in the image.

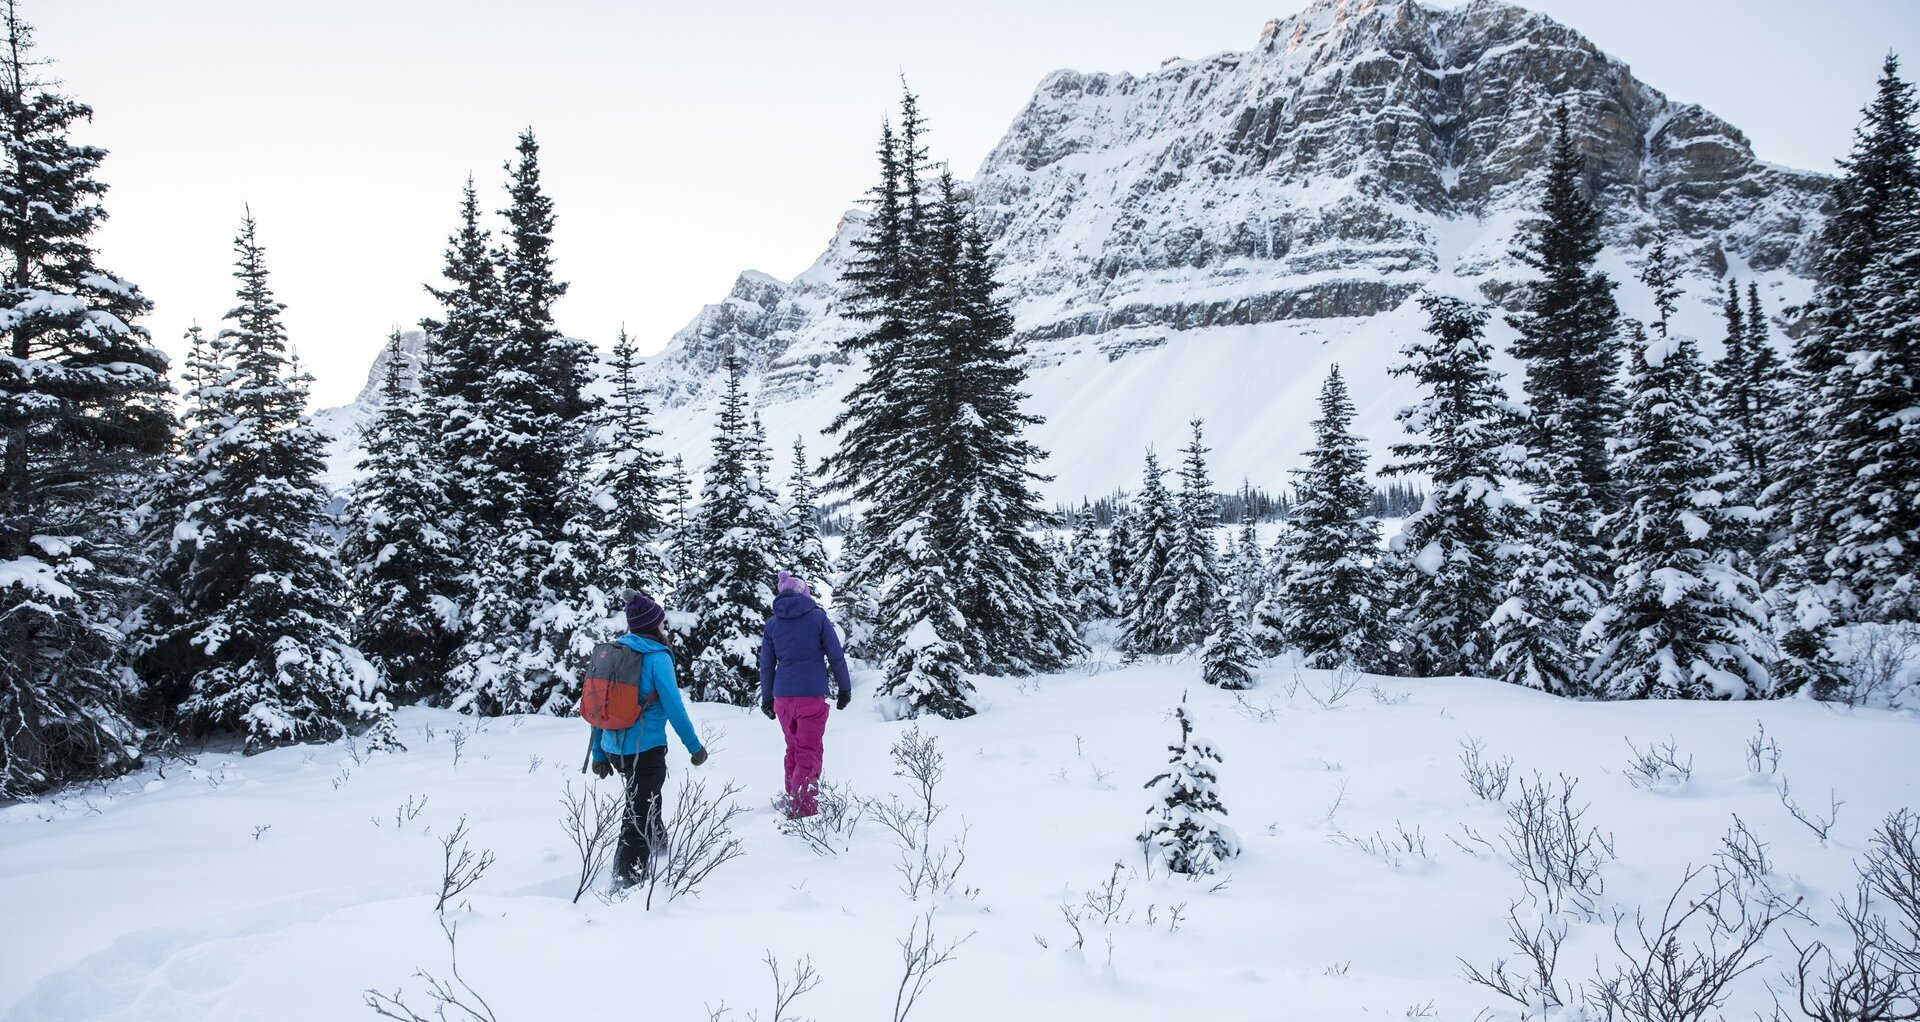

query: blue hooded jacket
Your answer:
[759,592,852,700]
[587,634,703,762]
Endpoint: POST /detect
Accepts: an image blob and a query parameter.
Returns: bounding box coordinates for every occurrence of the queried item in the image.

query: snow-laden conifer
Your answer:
[1383,293,1523,678]
[1277,366,1388,670]
[1138,699,1239,875]
[164,214,380,747]
[1066,501,1119,620]
[1118,449,1181,655]
[1164,420,1223,651]
[340,332,462,703]
[0,3,170,792]
[1585,239,1772,700]
[681,351,783,705]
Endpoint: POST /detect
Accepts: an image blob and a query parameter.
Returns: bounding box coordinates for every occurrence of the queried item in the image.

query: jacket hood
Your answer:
[772,591,818,620]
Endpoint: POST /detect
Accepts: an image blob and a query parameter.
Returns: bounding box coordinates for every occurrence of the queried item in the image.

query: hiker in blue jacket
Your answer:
[587,591,708,888]
[759,571,852,818]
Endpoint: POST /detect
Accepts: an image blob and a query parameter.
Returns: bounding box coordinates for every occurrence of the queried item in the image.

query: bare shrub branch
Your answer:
[363,916,499,1022]
[434,817,495,915]
[559,780,623,904]
[1460,737,1513,802]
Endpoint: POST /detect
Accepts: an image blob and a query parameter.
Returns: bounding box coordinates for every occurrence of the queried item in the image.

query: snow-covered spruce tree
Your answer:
[1105,498,1134,596]
[822,114,915,633]
[662,454,693,593]
[1506,103,1625,538]
[907,171,1081,675]
[781,436,832,592]
[0,2,170,793]
[418,176,505,549]
[682,350,783,705]
[1118,448,1181,655]
[826,91,1078,688]
[1164,420,1224,652]
[1381,294,1521,678]
[1710,278,1779,576]
[588,326,669,594]
[873,513,976,720]
[1200,587,1260,690]
[1277,365,1389,671]
[445,131,606,716]
[1825,146,1920,622]
[1584,241,1772,700]
[1769,56,1918,652]
[339,332,462,703]
[163,213,380,749]
[1066,500,1119,620]
[1224,499,1283,655]
[1137,699,1239,876]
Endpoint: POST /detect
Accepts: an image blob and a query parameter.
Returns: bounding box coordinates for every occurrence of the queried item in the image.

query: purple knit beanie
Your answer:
[624,591,666,633]
[776,571,809,597]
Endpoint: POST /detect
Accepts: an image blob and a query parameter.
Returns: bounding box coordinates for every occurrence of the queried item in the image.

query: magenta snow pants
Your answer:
[774,697,829,817]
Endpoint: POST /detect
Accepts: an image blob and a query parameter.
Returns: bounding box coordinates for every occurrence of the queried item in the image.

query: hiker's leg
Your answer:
[609,753,643,884]
[790,699,828,817]
[775,698,803,803]
[631,746,669,868]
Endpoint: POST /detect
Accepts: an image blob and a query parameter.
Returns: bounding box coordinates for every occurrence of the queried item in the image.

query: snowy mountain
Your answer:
[334,0,1833,501]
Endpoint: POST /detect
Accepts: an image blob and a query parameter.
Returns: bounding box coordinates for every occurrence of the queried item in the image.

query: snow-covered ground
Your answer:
[2,653,1910,1021]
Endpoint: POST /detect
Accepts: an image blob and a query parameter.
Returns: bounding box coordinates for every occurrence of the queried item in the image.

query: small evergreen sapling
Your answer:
[1138,699,1239,876]
[1066,501,1119,620]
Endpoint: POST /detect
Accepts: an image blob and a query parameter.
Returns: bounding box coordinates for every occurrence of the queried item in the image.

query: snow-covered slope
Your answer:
[634,0,1827,501]
[323,0,1831,501]
[2,657,1908,1019]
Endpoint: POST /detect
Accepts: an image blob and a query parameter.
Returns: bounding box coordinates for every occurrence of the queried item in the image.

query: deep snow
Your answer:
[1,653,1911,1020]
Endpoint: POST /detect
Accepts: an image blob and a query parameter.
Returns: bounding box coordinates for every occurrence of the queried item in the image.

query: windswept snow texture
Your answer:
[2,658,1911,1020]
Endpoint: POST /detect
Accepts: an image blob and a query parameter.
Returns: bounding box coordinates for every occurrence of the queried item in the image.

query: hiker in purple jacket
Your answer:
[758,571,852,818]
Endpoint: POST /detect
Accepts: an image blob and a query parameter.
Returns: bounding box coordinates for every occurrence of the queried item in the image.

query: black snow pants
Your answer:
[611,746,668,886]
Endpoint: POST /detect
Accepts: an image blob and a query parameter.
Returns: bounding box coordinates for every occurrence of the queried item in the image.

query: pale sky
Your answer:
[36,0,1920,407]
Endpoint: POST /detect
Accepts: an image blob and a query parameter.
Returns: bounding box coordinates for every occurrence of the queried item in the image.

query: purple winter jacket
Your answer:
[758,592,852,700]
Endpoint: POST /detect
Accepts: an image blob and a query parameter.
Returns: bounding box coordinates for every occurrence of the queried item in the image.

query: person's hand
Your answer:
[835,689,851,711]
[690,748,709,767]
[760,699,776,720]
[591,760,612,779]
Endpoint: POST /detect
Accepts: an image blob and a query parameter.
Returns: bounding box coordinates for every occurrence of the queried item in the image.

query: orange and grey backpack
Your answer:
[580,640,659,730]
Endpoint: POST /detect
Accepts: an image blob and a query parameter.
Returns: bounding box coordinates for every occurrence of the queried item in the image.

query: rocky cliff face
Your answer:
[644,0,1829,421]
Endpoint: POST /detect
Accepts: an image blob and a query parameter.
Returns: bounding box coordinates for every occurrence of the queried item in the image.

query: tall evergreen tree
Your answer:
[590,326,669,594]
[418,177,504,542]
[1278,366,1388,670]
[662,453,693,593]
[682,350,783,705]
[1506,104,1624,533]
[340,332,462,703]
[1585,250,1772,699]
[1829,167,1920,619]
[1164,420,1223,651]
[781,436,832,592]
[161,213,379,748]
[0,2,170,792]
[1118,449,1181,655]
[444,131,606,716]
[827,95,1079,689]
[1382,294,1519,678]
[1767,56,1920,692]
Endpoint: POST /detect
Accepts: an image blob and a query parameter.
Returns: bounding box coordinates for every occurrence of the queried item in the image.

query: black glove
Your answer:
[690,748,709,767]
[835,688,851,711]
[760,699,776,720]
[591,760,612,779]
